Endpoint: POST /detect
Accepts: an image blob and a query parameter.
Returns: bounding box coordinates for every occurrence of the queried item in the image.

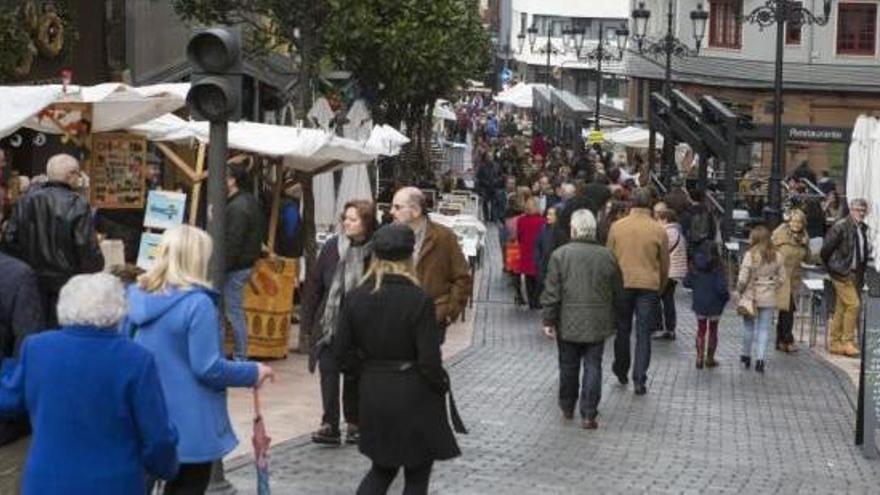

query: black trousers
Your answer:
[557,340,604,420]
[318,347,359,428]
[524,275,541,309]
[657,279,677,333]
[776,295,796,346]
[163,462,212,495]
[357,462,433,495]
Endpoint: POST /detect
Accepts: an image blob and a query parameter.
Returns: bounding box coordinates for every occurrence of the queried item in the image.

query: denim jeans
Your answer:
[557,339,605,420]
[613,289,659,387]
[742,307,774,361]
[224,268,252,361]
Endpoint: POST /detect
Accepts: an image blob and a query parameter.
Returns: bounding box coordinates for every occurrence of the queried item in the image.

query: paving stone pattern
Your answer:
[227,227,880,494]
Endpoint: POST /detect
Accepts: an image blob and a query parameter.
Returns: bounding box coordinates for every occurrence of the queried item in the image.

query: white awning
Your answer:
[0,83,189,139]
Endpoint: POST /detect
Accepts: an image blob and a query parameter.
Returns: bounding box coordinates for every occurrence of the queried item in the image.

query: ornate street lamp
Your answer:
[742,0,832,224]
[630,1,709,186]
[583,22,629,131]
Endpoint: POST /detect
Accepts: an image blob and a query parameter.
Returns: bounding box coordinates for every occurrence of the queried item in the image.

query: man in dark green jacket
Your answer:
[541,209,623,430]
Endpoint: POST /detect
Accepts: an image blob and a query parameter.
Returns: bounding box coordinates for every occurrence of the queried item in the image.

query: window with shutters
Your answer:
[709,0,743,49]
[837,3,877,55]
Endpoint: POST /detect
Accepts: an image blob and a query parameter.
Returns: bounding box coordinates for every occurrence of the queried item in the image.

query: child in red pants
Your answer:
[684,243,730,369]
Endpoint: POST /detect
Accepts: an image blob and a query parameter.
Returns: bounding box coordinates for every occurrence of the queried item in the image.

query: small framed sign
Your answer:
[144,190,187,230]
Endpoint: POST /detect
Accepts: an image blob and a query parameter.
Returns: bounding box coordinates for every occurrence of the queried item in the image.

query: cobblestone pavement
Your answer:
[227,227,880,494]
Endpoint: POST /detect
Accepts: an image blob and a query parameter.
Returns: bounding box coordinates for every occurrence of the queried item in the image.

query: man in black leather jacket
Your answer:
[820,198,870,357]
[1,154,103,327]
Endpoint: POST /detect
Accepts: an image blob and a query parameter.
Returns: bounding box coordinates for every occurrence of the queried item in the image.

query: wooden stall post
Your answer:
[189,144,206,225]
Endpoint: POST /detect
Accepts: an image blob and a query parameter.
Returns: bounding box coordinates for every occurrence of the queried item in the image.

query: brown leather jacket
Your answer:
[416,221,472,324]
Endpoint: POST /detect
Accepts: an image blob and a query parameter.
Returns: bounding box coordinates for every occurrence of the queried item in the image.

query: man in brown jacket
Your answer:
[392,187,472,343]
[607,188,670,395]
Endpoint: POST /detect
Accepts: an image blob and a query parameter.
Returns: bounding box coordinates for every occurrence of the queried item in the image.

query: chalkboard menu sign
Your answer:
[89,133,147,209]
[857,269,880,458]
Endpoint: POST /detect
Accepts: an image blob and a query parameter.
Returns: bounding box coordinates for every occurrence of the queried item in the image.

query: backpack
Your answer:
[688,209,714,245]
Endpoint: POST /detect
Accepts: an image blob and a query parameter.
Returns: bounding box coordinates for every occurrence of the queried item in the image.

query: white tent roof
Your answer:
[494,83,536,109]
[365,124,410,156]
[0,83,189,139]
[604,126,664,149]
[433,99,457,121]
[129,114,407,173]
[847,115,880,252]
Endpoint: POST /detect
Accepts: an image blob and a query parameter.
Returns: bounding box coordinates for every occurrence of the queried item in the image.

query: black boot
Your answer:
[740,355,751,369]
[755,360,765,373]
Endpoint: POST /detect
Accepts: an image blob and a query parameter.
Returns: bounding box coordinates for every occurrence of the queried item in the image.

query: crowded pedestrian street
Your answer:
[4,1,880,494]
[226,226,880,494]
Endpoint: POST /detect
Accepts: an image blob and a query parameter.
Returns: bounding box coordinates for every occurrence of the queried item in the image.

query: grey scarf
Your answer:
[317,235,370,347]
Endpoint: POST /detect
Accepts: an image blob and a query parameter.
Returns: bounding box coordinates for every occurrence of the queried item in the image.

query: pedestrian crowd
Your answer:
[0,151,471,495]
[0,129,871,495]
[467,129,871,432]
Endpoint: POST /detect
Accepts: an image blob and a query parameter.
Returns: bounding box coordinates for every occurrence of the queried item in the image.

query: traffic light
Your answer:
[186,27,242,122]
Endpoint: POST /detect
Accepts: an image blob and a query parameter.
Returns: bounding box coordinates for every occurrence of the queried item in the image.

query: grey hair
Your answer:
[46,154,79,182]
[850,198,869,209]
[57,273,128,329]
[560,183,576,199]
[570,209,597,241]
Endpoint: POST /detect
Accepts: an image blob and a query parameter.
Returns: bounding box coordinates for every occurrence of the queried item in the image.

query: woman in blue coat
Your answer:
[684,242,730,369]
[0,273,179,495]
[122,225,274,494]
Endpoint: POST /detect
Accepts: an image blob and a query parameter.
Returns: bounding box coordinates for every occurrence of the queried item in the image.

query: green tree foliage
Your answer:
[325,0,490,127]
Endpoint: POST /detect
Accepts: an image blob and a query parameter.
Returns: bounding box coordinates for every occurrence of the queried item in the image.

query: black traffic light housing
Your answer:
[186,28,242,122]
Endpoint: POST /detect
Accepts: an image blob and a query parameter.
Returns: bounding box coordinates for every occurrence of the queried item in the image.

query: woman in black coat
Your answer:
[335,224,461,495]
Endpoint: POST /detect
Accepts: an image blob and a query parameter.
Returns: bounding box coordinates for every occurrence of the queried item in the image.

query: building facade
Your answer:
[495,0,630,105]
[624,0,880,174]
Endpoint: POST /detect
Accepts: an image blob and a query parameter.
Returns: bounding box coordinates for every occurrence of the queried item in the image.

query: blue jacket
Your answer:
[684,251,730,317]
[0,326,179,495]
[122,285,259,463]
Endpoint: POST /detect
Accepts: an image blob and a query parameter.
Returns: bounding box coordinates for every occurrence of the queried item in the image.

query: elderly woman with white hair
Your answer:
[0,273,179,495]
[540,209,623,430]
[122,225,274,494]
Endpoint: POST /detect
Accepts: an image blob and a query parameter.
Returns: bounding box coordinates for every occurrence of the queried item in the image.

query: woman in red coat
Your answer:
[517,197,547,309]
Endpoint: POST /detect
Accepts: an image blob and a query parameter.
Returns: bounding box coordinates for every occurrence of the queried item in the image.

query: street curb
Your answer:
[809,348,859,412]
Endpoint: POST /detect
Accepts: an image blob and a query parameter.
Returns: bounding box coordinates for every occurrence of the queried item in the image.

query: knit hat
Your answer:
[372,224,415,261]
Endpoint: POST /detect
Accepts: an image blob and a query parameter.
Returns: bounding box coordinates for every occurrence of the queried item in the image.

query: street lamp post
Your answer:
[742,0,831,224]
[526,23,554,87]
[581,23,629,131]
[630,1,708,185]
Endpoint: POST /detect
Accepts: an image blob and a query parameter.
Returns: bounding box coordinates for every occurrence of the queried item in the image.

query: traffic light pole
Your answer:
[205,120,235,494]
[206,121,228,289]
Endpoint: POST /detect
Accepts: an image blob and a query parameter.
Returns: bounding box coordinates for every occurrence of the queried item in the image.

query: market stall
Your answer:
[1,83,398,360]
[131,113,391,358]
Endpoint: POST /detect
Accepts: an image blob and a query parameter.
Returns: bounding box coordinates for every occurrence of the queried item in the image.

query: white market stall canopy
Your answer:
[129,114,402,173]
[0,83,189,139]
[604,126,665,149]
[433,99,457,121]
[494,83,536,109]
[847,115,880,252]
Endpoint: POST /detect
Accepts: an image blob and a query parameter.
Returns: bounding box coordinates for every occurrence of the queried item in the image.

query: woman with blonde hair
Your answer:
[736,224,785,373]
[335,224,462,495]
[122,225,274,494]
[772,209,810,353]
